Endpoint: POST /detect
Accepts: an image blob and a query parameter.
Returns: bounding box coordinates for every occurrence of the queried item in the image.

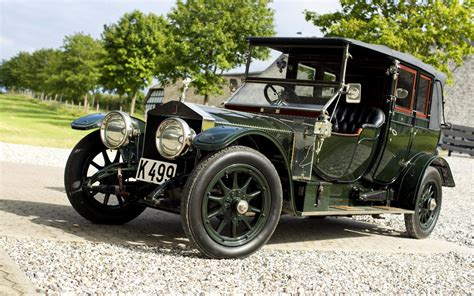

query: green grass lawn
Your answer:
[0,94,93,148]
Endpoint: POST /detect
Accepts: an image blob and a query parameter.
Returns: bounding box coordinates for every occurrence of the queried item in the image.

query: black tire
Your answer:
[181,146,282,259]
[64,130,145,224]
[404,167,442,238]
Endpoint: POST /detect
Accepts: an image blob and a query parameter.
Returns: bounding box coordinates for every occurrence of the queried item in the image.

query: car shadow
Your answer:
[0,198,407,255]
[45,186,66,193]
[0,199,186,246]
[270,215,407,245]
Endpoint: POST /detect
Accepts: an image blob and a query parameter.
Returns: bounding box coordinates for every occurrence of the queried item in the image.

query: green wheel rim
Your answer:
[417,181,439,230]
[201,164,271,247]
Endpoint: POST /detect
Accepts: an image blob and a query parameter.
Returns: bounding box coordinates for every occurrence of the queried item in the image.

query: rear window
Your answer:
[415,75,432,117]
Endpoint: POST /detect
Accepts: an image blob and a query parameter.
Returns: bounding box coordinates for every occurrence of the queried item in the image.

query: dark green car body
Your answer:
[68,37,455,258]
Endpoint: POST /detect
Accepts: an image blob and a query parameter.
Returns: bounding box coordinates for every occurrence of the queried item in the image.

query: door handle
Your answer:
[390,128,398,136]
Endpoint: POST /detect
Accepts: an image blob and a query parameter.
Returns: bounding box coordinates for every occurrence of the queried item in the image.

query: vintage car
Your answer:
[65,37,455,259]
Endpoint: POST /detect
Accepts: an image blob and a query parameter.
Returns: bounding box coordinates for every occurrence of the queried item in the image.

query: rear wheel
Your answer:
[181,146,282,259]
[404,167,442,238]
[64,131,145,224]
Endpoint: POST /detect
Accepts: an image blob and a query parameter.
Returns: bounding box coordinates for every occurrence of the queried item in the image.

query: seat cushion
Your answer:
[332,104,385,134]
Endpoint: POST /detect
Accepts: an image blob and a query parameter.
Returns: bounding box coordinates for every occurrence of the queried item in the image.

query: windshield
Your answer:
[227,46,344,109]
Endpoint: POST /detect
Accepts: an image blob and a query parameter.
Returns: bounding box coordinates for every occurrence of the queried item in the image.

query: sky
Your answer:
[0,0,341,61]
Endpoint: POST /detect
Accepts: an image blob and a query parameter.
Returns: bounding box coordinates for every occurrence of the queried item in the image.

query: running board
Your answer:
[301,206,414,216]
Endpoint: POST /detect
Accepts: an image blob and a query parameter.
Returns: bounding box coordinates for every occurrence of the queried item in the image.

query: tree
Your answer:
[42,50,65,99]
[29,49,62,98]
[58,33,105,111]
[0,50,61,98]
[305,0,474,82]
[101,10,167,115]
[162,0,275,105]
[0,52,33,92]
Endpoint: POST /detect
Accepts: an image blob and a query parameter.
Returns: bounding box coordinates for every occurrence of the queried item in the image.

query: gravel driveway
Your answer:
[0,142,473,294]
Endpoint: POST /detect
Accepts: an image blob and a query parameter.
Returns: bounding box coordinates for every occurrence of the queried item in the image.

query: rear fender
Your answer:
[71,113,145,132]
[396,154,455,209]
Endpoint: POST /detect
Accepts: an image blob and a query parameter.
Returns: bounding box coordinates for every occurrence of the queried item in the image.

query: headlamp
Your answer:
[100,111,134,149]
[156,118,195,159]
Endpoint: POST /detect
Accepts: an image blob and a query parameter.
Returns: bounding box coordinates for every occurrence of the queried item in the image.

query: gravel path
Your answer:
[0,142,70,168]
[1,237,472,294]
[1,142,473,294]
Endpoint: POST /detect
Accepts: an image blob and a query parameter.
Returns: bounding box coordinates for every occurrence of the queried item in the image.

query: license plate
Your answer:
[135,158,177,185]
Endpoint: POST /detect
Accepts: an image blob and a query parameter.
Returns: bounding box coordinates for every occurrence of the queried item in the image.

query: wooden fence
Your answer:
[440,124,474,156]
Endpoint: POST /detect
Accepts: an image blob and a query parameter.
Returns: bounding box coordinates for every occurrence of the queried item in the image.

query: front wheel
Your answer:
[404,167,442,238]
[181,146,282,259]
[64,131,145,224]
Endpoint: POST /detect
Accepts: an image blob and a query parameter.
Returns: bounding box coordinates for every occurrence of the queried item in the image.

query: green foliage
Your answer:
[305,0,474,82]
[161,0,275,104]
[89,92,145,114]
[57,33,105,109]
[30,49,63,95]
[42,50,65,96]
[0,49,63,95]
[101,10,167,115]
[0,52,33,91]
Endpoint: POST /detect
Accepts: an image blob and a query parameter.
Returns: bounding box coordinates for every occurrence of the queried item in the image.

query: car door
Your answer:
[409,74,440,155]
[373,65,417,183]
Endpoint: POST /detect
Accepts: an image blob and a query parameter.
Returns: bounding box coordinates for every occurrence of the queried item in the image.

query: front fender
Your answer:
[71,113,145,132]
[193,125,296,215]
[396,154,455,209]
[71,113,105,130]
[193,126,285,153]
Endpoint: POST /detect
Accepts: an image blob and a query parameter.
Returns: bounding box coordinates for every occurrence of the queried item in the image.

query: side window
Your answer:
[415,75,432,118]
[395,66,417,112]
[295,64,316,97]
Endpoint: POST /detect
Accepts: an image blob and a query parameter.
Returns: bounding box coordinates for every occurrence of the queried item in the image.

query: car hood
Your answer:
[193,104,294,133]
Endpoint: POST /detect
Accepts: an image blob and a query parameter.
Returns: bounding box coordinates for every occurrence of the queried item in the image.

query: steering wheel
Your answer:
[263,84,301,106]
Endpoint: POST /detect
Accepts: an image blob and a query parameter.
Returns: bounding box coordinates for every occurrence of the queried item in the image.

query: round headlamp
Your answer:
[100,111,133,149]
[156,118,195,159]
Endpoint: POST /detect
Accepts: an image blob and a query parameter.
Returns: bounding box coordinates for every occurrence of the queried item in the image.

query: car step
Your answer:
[301,206,413,216]
[358,190,392,202]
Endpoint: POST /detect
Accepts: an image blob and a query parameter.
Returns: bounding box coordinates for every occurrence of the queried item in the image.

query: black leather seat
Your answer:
[331,104,385,134]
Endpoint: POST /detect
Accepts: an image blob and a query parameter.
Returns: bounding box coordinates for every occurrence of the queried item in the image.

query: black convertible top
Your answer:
[248,37,447,85]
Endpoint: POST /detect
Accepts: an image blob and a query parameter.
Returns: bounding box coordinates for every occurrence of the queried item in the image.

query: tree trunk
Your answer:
[203,94,209,105]
[83,94,89,112]
[130,92,137,116]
